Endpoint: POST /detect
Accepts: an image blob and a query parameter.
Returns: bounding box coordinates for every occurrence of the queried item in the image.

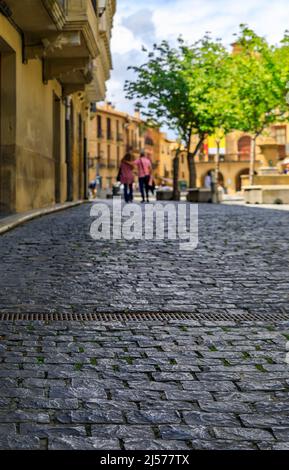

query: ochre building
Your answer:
[179,126,289,194]
[88,102,178,190]
[88,102,142,189]
[0,0,116,215]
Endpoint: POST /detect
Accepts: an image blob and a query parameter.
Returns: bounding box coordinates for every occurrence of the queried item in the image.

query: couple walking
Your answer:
[118,150,154,203]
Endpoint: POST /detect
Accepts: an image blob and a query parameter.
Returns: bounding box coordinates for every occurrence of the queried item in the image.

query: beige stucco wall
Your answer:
[0,14,67,213]
[196,161,262,194]
[0,13,93,213]
[16,58,65,211]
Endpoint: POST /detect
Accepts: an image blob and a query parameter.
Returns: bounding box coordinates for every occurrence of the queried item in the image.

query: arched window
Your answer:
[145,136,154,146]
[238,136,251,161]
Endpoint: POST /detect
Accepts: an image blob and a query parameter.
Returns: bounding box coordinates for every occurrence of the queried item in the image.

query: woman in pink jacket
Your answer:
[133,150,152,203]
[119,153,135,203]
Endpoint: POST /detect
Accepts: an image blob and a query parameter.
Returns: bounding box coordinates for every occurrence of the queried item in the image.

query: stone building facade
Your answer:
[0,0,116,215]
[179,125,289,194]
[88,102,180,190]
[88,102,142,189]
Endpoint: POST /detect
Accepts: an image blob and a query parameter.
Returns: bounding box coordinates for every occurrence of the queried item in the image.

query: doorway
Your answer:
[78,113,83,200]
[236,168,250,192]
[53,93,61,204]
[0,39,16,215]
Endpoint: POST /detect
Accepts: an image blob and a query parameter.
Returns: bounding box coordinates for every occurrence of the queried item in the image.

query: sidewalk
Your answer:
[222,199,289,211]
[0,201,86,236]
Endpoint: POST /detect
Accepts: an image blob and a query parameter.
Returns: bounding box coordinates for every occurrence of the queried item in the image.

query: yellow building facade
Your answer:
[0,0,116,215]
[156,134,177,185]
[93,103,289,196]
[88,103,178,189]
[88,103,142,189]
[178,125,289,194]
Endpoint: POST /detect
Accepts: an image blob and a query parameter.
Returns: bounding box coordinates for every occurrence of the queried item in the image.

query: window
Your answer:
[107,145,111,165]
[117,147,120,166]
[97,115,102,138]
[145,136,154,146]
[275,126,286,145]
[97,143,101,158]
[238,136,251,161]
[107,118,112,140]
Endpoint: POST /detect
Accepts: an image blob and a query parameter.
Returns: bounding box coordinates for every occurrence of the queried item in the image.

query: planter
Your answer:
[244,185,289,204]
[186,188,199,203]
[156,190,173,201]
[186,188,213,203]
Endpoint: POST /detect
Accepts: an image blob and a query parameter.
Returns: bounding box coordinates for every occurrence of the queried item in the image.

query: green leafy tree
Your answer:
[125,37,238,188]
[231,25,289,184]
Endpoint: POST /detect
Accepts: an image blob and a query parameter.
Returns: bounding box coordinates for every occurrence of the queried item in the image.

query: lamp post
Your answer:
[213,138,221,203]
[172,143,181,201]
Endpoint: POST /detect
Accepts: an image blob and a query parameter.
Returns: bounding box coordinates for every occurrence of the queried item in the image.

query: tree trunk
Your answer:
[249,135,257,185]
[172,148,180,201]
[187,136,204,189]
[188,152,196,188]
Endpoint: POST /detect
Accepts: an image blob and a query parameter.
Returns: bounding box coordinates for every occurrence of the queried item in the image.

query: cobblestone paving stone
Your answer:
[0,321,289,450]
[0,202,289,315]
[0,203,289,450]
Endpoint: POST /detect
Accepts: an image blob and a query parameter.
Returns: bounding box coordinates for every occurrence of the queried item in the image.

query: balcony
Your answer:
[117,133,124,142]
[5,1,66,36]
[5,1,115,99]
[106,132,114,141]
[6,1,101,92]
[63,0,99,58]
[85,57,106,102]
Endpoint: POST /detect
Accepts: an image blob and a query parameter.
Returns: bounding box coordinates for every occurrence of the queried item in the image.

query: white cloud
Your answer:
[111,24,143,54]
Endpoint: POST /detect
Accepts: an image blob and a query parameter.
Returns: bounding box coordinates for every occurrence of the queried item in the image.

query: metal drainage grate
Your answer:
[0,311,289,322]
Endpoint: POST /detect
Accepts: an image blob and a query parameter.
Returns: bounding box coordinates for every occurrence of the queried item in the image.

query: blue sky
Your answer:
[106,0,289,120]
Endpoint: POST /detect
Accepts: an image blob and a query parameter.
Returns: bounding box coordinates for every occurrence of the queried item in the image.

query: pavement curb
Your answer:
[221,201,289,211]
[0,200,88,236]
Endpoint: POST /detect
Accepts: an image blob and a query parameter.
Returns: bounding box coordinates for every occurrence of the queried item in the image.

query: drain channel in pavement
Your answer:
[0,311,289,322]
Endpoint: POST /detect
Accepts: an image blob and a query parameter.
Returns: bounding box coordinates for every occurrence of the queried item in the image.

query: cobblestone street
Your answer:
[0,202,289,450]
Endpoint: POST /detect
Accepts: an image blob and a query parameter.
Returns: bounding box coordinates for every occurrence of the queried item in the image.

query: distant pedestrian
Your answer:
[133,150,152,203]
[118,153,134,203]
[204,172,212,189]
[88,180,97,199]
